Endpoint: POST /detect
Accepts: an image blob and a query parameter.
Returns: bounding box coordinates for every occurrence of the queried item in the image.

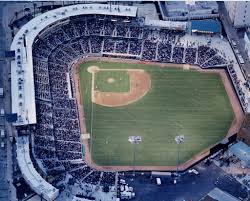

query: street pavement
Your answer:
[0,1,17,201]
[0,3,9,201]
[218,1,250,78]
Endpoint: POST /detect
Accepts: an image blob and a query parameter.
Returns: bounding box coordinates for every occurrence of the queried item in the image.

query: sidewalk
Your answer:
[0,2,17,201]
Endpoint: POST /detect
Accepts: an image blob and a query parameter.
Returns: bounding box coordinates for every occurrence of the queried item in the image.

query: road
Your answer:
[218,1,250,78]
[0,3,9,201]
[0,1,17,201]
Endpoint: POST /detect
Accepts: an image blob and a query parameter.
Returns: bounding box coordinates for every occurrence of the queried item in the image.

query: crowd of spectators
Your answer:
[197,45,226,67]
[32,16,228,67]
[84,171,102,185]
[70,166,92,181]
[100,172,116,187]
[158,42,172,63]
[31,14,235,189]
[142,40,157,60]
[172,46,184,64]
[185,47,197,64]
[228,65,248,110]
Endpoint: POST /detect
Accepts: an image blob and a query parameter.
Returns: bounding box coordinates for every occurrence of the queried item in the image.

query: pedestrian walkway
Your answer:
[0,2,18,201]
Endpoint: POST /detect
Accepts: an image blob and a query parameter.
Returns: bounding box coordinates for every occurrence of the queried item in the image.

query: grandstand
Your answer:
[10,3,249,201]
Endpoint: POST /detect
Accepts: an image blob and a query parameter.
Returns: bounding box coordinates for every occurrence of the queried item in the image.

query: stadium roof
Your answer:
[16,136,59,201]
[229,141,250,167]
[10,4,137,126]
[145,19,187,30]
[191,19,221,34]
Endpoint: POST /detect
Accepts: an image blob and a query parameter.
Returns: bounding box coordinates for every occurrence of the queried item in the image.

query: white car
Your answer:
[0,109,4,116]
[188,169,199,175]
[120,179,126,185]
[156,178,161,185]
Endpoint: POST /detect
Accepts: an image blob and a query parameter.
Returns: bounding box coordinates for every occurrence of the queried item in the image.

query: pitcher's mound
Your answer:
[107,78,115,83]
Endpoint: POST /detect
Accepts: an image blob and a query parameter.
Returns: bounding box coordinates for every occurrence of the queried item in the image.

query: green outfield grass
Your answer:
[78,61,234,166]
[95,70,130,92]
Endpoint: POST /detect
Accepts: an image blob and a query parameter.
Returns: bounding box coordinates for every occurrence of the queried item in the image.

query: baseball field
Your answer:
[77,60,234,167]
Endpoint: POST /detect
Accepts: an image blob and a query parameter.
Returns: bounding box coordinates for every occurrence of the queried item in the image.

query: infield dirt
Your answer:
[88,67,151,107]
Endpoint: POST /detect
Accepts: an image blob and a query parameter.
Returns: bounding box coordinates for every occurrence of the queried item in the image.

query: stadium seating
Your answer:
[31,14,230,187]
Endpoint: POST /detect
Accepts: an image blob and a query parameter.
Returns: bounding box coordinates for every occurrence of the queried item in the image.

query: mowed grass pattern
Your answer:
[79,61,234,166]
[95,70,130,92]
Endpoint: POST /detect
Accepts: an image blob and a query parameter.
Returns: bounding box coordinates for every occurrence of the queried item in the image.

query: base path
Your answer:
[72,57,244,172]
[88,67,151,107]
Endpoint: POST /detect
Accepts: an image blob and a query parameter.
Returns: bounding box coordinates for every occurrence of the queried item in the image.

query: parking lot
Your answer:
[121,162,249,201]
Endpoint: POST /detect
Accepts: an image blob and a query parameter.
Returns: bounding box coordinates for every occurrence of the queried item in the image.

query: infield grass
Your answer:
[78,61,234,166]
[95,70,130,92]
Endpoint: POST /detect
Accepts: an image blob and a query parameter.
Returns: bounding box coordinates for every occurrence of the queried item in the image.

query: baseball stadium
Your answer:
[9,3,247,201]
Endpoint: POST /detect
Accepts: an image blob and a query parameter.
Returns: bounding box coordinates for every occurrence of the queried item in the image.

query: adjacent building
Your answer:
[244,31,250,60]
[224,1,250,28]
[159,1,219,21]
[200,188,241,201]
[228,141,250,168]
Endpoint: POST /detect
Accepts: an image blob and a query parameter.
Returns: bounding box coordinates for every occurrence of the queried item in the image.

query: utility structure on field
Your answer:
[128,135,142,177]
[175,135,185,177]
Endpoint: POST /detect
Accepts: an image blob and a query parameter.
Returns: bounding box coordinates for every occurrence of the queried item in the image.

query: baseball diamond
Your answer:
[77,60,235,167]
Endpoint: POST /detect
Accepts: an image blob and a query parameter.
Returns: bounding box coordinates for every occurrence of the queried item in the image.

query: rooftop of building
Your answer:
[136,3,159,20]
[163,1,218,18]
[188,1,218,12]
[191,19,221,34]
[165,1,188,17]
[200,188,241,201]
[229,141,250,167]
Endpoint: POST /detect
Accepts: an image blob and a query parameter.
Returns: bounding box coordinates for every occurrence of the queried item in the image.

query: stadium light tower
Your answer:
[128,136,142,177]
[175,135,185,177]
